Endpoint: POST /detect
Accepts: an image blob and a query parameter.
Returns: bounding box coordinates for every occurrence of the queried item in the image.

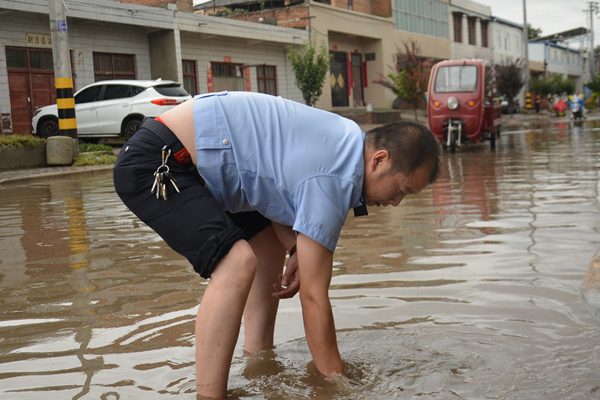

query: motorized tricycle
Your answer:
[427,59,502,153]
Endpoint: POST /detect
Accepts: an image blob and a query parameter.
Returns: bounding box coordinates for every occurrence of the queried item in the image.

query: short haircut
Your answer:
[365,120,441,184]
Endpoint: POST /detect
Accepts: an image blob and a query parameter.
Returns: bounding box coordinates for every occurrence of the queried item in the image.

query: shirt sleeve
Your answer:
[292,176,357,252]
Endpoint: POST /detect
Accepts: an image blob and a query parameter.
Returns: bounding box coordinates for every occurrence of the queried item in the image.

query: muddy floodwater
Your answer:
[1,118,600,400]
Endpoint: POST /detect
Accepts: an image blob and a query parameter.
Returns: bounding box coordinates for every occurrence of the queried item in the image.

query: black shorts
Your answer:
[113,121,271,278]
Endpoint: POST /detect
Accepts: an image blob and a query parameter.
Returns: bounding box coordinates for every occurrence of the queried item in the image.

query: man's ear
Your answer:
[371,150,391,172]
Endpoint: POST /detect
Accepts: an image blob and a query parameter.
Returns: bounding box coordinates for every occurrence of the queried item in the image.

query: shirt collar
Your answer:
[353,194,368,217]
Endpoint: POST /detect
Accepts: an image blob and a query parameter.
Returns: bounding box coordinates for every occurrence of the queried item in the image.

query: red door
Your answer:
[6,47,56,135]
[8,72,32,135]
[31,73,56,112]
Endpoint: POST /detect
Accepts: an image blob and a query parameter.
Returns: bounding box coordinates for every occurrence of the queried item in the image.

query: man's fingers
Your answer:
[273,277,300,299]
[272,280,300,299]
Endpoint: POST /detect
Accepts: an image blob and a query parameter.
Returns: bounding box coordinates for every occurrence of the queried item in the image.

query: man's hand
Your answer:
[297,233,344,377]
[271,222,300,298]
[272,251,299,298]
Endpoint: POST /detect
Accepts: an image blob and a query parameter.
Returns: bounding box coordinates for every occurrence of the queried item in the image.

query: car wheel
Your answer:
[39,120,59,138]
[123,119,142,141]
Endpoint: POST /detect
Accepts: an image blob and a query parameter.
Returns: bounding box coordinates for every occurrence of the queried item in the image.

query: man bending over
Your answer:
[113,91,441,399]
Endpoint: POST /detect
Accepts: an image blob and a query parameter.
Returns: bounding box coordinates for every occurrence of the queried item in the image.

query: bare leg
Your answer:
[195,240,258,399]
[243,226,286,353]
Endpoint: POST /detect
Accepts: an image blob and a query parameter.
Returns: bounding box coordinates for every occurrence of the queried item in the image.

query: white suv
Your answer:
[32,79,192,142]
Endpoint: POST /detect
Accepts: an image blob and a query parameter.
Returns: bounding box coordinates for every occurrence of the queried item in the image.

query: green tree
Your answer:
[528,24,542,40]
[550,75,575,95]
[496,58,524,106]
[374,39,432,121]
[530,75,576,97]
[587,73,600,93]
[530,77,553,97]
[287,40,332,107]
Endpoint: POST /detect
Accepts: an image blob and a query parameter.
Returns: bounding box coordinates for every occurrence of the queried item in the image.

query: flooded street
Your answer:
[1,116,600,399]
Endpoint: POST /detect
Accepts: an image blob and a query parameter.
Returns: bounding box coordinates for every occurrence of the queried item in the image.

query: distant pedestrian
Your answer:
[535,93,541,115]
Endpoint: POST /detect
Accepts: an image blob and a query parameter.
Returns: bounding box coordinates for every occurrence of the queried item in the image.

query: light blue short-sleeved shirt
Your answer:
[193,91,365,252]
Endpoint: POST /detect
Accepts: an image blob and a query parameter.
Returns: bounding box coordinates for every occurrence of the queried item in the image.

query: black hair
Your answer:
[365,120,441,184]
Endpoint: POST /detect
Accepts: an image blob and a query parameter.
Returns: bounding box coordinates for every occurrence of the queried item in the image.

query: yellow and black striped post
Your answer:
[56,77,77,137]
[49,0,77,139]
[525,92,532,110]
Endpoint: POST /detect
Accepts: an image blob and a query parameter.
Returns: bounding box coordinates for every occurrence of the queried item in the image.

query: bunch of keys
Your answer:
[151,145,180,201]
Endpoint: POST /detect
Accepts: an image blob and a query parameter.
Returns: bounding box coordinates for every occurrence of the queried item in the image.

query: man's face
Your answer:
[363,152,432,208]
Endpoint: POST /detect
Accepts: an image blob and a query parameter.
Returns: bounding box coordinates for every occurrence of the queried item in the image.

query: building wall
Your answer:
[69,22,152,90]
[394,30,451,61]
[222,4,310,29]
[450,0,492,61]
[310,2,395,110]
[528,42,584,90]
[491,21,523,64]
[450,0,489,16]
[0,0,309,134]
[566,51,583,76]
[333,0,371,15]
[179,32,303,102]
[393,0,450,42]
[0,10,151,134]
[528,42,545,63]
[110,0,193,12]
[392,0,451,61]
[371,0,391,17]
[491,20,525,106]
[0,11,152,92]
[451,30,492,60]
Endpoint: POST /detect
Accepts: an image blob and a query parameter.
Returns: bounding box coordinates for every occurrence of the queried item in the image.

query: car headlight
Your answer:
[447,97,459,110]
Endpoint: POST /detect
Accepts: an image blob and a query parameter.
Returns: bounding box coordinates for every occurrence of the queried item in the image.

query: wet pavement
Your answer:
[1,112,600,399]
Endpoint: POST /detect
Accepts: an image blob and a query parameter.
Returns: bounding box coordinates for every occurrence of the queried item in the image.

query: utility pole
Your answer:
[584,2,599,81]
[48,0,77,139]
[523,0,530,94]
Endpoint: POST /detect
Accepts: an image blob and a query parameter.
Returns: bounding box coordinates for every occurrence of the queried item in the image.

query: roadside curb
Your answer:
[0,164,114,185]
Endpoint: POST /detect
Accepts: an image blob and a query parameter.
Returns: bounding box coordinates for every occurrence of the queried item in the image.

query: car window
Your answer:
[75,86,102,104]
[153,84,190,97]
[131,86,146,96]
[102,84,131,101]
[434,65,478,93]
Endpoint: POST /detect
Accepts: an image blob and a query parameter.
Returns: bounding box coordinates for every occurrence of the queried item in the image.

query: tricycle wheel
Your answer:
[450,130,457,153]
[442,127,448,149]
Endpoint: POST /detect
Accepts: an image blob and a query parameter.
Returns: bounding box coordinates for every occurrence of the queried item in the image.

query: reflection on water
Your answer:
[1,118,600,399]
